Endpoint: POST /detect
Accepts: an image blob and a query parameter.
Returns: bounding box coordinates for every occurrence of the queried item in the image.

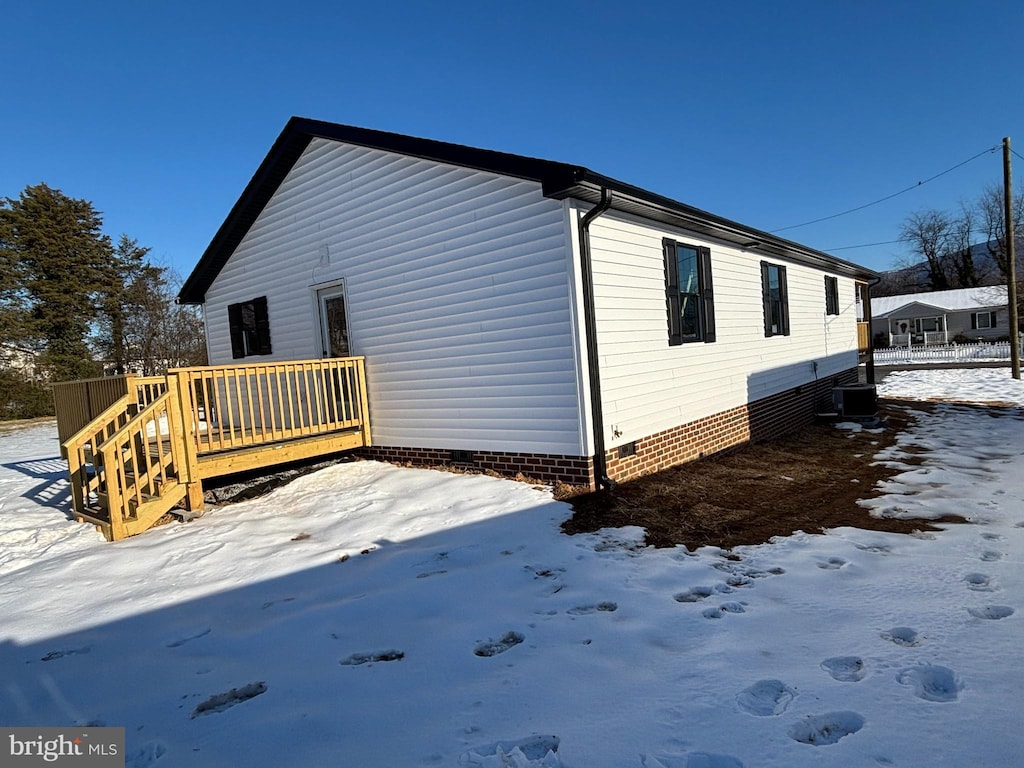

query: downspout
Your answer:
[578,189,615,489]
[864,275,881,385]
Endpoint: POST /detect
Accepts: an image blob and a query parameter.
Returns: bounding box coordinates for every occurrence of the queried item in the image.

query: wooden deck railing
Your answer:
[54,357,370,541]
[179,357,370,455]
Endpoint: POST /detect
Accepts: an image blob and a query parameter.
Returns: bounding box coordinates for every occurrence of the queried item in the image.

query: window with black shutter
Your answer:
[663,239,716,345]
[824,276,839,316]
[761,262,790,337]
[228,296,272,358]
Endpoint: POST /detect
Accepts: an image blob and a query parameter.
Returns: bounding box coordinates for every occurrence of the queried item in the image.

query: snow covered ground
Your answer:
[1,368,1023,767]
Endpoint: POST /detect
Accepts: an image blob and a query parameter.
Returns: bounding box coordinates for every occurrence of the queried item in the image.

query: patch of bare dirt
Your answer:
[562,400,967,550]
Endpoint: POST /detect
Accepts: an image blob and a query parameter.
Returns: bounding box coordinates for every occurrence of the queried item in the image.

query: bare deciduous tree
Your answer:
[899,210,955,290]
[977,182,1024,280]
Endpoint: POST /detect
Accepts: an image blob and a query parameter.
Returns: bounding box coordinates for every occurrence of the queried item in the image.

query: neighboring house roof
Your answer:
[179,117,877,304]
[872,286,1009,318]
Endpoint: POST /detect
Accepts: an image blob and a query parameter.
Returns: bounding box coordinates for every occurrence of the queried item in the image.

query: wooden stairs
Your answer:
[55,358,372,541]
[63,385,201,541]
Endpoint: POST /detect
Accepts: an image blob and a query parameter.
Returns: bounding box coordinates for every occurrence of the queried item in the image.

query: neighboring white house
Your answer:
[0,343,42,381]
[179,118,877,488]
[871,286,1009,346]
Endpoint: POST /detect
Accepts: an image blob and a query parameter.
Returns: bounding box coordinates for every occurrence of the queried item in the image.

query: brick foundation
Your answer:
[358,445,595,487]
[605,367,859,483]
[360,367,859,489]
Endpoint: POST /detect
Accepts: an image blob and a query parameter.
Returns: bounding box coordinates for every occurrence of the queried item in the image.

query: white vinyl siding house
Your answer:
[583,210,860,451]
[203,139,584,455]
[182,118,876,487]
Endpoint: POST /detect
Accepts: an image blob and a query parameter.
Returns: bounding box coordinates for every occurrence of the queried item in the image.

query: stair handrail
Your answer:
[62,393,136,518]
[95,390,185,540]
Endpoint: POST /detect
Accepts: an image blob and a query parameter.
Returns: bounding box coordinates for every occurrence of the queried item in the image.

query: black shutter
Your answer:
[991,311,998,328]
[664,239,682,346]
[761,262,772,337]
[824,276,838,315]
[778,265,790,335]
[253,296,272,355]
[228,303,245,359]
[699,246,716,342]
[971,313,977,330]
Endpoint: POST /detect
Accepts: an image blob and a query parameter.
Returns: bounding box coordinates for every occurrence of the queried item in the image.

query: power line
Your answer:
[1012,147,1024,164]
[825,239,903,252]
[771,145,1000,234]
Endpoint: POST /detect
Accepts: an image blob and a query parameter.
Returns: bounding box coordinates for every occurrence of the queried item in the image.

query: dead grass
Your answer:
[191,399,972,551]
[563,400,968,550]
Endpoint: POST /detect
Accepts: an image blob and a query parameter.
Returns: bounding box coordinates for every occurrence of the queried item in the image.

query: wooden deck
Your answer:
[53,357,371,541]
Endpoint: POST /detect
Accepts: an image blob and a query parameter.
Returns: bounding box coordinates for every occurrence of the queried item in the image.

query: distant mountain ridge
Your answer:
[874,237,1024,297]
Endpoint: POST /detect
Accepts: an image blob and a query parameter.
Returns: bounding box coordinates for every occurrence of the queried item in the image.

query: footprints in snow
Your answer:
[735,679,795,716]
[673,562,784,619]
[963,572,996,591]
[474,631,525,658]
[881,626,923,647]
[674,585,723,603]
[339,649,405,666]
[165,628,211,648]
[702,602,746,619]
[820,656,866,682]
[338,630,530,668]
[817,557,848,570]
[787,711,865,746]
[566,602,617,615]
[460,734,560,766]
[673,586,747,619]
[967,604,1014,620]
[897,664,962,702]
[734,678,864,749]
[39,645,90,661]
[190,681,266,718]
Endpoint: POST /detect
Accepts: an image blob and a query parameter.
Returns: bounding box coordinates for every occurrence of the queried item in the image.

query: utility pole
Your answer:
[1004,137,1021,379]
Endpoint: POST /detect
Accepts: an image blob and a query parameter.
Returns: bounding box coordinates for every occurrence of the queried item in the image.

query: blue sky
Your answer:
[3,1,1022,279]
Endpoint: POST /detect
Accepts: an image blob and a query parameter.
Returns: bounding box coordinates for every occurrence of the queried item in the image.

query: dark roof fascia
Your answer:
[544,172,877,281]
[179,117,585,303]
[179,118,876,303]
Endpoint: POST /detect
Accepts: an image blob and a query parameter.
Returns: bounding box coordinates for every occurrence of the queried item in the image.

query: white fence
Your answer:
[874,338,1023,365]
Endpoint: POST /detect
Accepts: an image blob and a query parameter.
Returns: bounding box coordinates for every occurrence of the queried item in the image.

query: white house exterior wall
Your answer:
[203,138,584,455]
[582,208,859,450]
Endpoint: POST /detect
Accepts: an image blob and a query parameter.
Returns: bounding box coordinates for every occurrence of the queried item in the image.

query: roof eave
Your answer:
[545,174,877,281]
[179,119,877,304]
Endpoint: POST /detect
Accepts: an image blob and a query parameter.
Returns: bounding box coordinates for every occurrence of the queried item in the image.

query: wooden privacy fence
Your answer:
[52,374,168,446]
[53,357,370,541]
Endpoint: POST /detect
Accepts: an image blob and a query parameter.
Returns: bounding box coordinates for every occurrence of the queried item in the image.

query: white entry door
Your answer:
[317,284,350,358]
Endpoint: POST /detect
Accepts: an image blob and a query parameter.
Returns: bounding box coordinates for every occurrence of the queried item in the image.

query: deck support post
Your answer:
[184,481,205,514]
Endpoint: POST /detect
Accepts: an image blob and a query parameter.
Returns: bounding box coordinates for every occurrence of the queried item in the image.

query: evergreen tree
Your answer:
[0,183,112,381]
[93,256,207,375]
[96,235,152,375]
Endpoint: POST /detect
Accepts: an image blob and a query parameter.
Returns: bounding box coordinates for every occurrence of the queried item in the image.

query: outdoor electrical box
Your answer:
[833,384,878,418]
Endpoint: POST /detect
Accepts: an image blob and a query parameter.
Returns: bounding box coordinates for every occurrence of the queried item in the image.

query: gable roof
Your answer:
[179,117,877,304]
[872,286,1009,318]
